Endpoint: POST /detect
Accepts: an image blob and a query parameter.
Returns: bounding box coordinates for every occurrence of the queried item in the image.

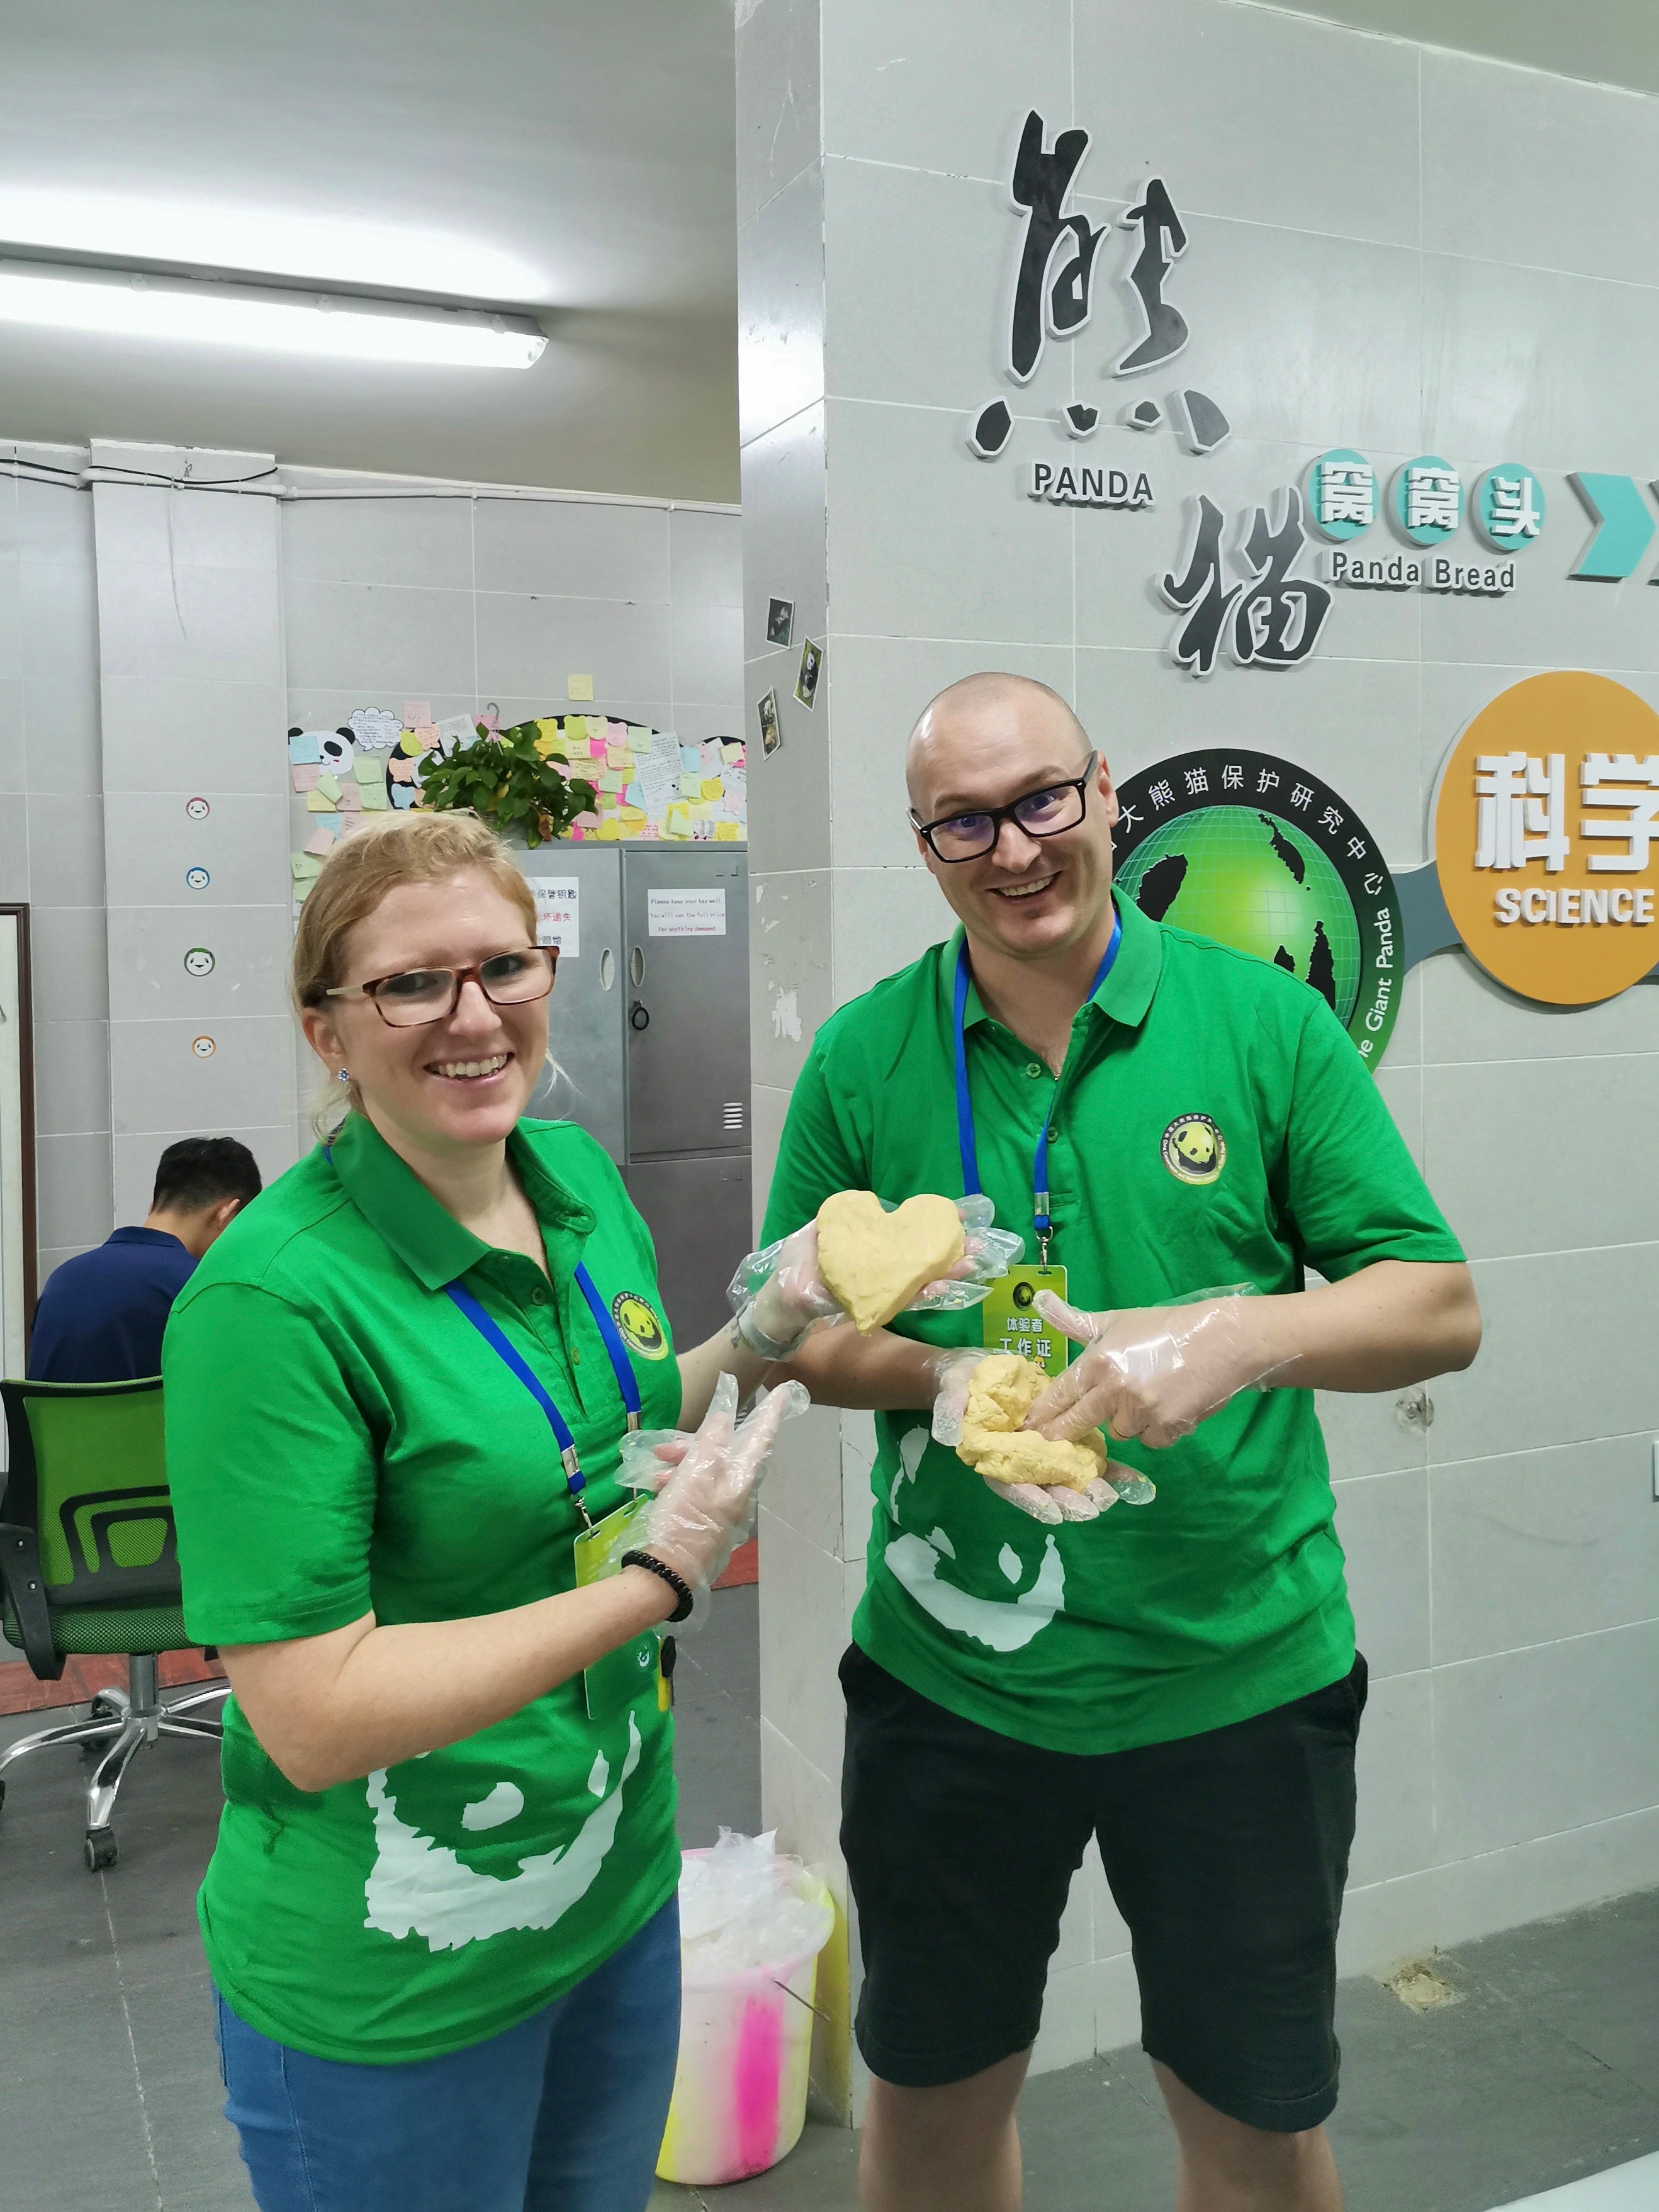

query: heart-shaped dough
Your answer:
[816,1190,965,1335]
[955,1352,1106,1493]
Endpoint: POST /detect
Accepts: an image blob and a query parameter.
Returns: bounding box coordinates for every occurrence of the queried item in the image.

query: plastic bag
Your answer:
[678,1827,835,1978]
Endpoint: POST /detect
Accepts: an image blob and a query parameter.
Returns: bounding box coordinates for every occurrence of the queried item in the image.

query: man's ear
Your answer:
[1096,758,1122,832]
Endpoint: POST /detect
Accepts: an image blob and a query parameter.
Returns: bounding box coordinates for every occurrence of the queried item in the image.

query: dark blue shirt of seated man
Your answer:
[28,1137,263,1384]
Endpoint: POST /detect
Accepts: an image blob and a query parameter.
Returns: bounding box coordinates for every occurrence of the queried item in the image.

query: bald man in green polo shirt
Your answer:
[763,673,1480,2212]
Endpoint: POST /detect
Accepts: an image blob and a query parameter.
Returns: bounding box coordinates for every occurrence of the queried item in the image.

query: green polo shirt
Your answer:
[762,895,1463,1757]
[164,1114,683,2064]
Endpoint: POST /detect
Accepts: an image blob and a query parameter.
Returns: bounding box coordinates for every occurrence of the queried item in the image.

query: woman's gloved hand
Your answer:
[1021,1286,1276,1453]
[617,1374,809,1628]
[727,1197,1025,1358]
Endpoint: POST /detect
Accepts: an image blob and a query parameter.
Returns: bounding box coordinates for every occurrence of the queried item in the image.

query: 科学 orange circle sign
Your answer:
[1433,671,1659,1006]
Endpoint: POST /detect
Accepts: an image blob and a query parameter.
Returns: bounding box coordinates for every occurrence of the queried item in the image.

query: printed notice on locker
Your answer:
[529,880,580,958]
[647,889,727,938]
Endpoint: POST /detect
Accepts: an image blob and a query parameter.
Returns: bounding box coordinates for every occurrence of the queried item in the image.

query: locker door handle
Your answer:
[629,946,645,987]
[599,948,616,991]
[629,999,650,1032]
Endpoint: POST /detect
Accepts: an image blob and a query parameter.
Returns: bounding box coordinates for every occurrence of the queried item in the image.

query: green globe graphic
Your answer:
[1116,807,1363,1026]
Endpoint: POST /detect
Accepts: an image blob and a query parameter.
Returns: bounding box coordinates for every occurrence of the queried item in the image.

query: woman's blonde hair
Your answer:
[293,812,539,1138]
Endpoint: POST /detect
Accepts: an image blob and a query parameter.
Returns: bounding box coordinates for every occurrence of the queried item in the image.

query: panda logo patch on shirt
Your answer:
[610,1291,669,1361]
[1161,1113,1225,1186]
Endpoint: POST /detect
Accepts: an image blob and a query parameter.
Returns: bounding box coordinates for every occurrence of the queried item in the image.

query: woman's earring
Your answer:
[337,1069,351,1084]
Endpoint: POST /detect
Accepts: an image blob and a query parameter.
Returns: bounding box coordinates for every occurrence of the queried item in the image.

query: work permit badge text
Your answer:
[981,1265,1069,1378]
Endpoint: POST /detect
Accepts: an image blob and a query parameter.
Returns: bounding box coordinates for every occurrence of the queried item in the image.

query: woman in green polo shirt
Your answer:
[164,812,828,2212]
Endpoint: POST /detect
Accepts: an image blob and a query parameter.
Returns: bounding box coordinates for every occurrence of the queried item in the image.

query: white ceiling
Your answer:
[0,3,1653,503]
[1248,0,1659,98]
[0,1,740,500]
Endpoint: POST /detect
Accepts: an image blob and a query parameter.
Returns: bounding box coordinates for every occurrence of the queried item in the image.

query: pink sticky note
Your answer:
[387,754,416,783]
[607,719,627,743]
[336,782,363,811]
[303,826,335,857]
[572,810,601,830]
[638,820,660,840]
[337,815,369,839]
[402,700,431,729]
[292,763,322,793]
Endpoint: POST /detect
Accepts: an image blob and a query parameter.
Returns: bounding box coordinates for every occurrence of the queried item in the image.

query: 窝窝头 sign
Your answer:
[1433,671,1659,1006]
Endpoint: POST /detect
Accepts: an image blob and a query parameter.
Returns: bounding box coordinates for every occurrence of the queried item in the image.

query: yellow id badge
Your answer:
[981,1264,1069,1378]
[573,1495,661,1724]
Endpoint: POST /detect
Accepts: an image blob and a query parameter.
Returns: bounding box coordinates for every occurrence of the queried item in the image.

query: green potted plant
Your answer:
[417,719,597,848]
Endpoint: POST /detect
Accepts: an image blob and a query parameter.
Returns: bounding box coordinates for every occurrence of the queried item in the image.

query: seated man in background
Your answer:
[28,1137,262,1383]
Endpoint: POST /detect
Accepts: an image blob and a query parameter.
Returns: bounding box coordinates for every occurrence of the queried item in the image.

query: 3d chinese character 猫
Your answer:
[1474,753,1569,873]
[1006,110,1105,383]
[1230,489,1333,670]
[1580,754,1659,872]
[1161,497,1239,677]
[1115,177,1189,376]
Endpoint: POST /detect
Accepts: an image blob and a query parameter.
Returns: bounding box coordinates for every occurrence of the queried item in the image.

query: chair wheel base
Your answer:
[84,1826,117,1872]
[0,1776,6,1814]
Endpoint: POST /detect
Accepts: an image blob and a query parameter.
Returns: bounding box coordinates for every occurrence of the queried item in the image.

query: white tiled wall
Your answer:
[9,456,740,1283]
[0,448,109,1286]
[740,0,1659,2101]
[279,485,743,1140]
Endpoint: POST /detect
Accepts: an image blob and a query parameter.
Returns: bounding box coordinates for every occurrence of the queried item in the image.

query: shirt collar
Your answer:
[950,892,1163,1035]
[327,1113,595,1291]
[109,1227,191,1252]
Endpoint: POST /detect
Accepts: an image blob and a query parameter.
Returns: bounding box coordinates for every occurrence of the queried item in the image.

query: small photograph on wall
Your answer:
[766,597,794,648]
[794,639,823,710]
[758,688,782,756]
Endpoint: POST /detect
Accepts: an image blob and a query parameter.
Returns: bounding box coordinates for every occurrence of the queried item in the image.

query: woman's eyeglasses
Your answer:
[325,946,558,1029]
[910,753,1098,863]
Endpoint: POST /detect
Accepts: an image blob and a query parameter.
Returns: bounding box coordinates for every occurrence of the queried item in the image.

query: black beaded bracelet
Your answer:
[620,1549,695,1624]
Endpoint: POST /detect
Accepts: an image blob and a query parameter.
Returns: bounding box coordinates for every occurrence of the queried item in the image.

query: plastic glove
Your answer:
[616,1373,809,1629]
[925,1346,1147,1526]
[727,1196,1024,1357]
[1022,1285,1275,1454]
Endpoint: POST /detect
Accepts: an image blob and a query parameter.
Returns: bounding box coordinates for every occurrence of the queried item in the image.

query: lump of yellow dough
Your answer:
[815,1190,965,1335]
[956,1352,1106,1493]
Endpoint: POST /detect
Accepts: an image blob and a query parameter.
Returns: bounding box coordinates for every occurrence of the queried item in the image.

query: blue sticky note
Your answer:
[288,731,323,766]
[391,784,417,809]
[680,745,701,772]
[625,781,644,808]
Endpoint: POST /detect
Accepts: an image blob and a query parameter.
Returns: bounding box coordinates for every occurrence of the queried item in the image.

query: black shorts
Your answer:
[840,1644,1367,2133]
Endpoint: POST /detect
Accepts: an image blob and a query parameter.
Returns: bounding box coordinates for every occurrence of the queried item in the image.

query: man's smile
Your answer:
[992,873,1060,901]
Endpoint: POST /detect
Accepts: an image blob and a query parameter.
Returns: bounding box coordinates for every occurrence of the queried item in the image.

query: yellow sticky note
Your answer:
[595,817,621,839]
[359,783,390,811]
[714,820,741,841]
[699,777,724,800]
[618,805,646,824]
[687,800,715,820]
[678,772,702,799]
[536,717,561,740]
[568,675,594,702]
[665,802,692,838]
[306,786,338,812]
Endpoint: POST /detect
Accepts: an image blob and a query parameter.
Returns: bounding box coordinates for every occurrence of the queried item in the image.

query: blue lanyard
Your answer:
[952,909,1122,1265]
[444,1262,642,1527]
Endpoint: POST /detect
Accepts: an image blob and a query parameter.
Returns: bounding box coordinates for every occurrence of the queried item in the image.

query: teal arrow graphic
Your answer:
[1568,472,1656,579]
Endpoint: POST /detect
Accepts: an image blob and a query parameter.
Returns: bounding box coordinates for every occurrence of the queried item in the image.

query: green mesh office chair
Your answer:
[0,1376,227,1871]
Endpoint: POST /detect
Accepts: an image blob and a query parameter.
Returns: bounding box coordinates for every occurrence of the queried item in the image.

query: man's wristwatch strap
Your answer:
[620,1549,695,1624]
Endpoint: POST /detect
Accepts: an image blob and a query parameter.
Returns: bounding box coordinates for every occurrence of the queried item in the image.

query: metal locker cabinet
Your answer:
[621,847,750,1158]
[620,846,752,1346]
[511,843,627,1165]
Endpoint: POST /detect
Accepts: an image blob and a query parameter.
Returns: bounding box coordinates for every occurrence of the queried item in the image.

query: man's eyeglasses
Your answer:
[325,946,558,1029]
[910,753,1098,863]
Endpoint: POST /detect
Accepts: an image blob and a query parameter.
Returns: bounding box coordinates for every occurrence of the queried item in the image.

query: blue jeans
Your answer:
[213,1898,681,2212]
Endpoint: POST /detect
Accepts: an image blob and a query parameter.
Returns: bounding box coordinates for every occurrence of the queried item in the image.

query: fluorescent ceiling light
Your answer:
[0,188,542,301]
[0,259,546,369]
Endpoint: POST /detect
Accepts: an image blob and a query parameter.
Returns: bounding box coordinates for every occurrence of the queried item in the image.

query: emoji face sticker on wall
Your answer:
[183,947,215,978]
[1161,1113,1225,1185]
[610,1291,668,1361]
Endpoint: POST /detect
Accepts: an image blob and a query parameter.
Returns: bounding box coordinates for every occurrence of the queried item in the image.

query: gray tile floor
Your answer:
[2,1590,1656,2212]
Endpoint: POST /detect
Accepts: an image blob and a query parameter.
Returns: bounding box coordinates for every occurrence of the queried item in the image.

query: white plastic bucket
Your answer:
[655,1853,834,2187]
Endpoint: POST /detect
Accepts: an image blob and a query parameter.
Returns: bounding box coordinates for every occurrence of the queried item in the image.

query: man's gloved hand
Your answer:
[929,1347,1144,1527]
[727,1197,1024,1358]
[616,1374,809,1628]
[1021,1286,1276,1453]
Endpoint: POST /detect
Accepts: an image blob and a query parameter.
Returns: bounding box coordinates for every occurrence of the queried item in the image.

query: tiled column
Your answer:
[93,442,297,1223]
